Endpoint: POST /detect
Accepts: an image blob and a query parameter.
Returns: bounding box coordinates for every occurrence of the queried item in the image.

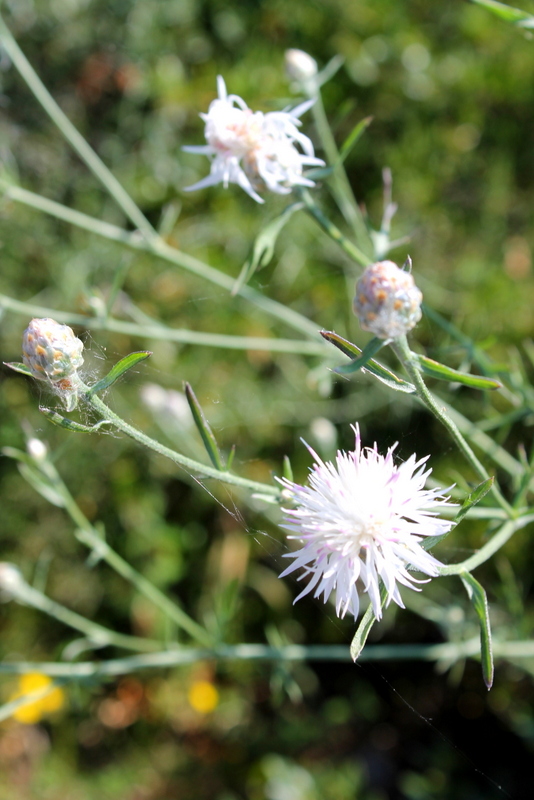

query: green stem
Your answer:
[0,181,321,341]
[439,513,534,576]
[31,458,218,646]
[4,635,534,678]
[392,336,515,517]
[309,86,372,251]
[12,577,159,653]
[0,290,327,357]
[82,384,280,499]
[0,14,156,240]
[57,488,214,647]
[298,188,371,268]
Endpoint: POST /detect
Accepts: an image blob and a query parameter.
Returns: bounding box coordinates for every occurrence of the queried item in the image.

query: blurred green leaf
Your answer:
[339,116,373,163]
[416,354,502,389]
[233,202,303,293]
[471,0,534,25]
[86,351,152,397]
[460,571,494,689]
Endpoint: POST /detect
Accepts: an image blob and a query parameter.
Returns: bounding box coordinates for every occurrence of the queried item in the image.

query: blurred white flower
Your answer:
[183,76,324,203]
[278,425,454,620]
[285,48,318,83]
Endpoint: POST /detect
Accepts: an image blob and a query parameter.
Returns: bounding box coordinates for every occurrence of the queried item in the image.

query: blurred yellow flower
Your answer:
[9,673,65,724]
[187,680,219,714]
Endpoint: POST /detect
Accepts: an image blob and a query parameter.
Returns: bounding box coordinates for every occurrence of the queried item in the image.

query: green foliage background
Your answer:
[1,0,534,798]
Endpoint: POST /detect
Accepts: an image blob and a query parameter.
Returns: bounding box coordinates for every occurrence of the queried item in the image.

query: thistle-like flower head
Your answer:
[22,318,84,411]
[278,425,454,620]
[353,260,423,341]
[183,76,324,203]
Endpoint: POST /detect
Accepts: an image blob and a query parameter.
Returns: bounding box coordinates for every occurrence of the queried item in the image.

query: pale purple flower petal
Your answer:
[278,425,455,620]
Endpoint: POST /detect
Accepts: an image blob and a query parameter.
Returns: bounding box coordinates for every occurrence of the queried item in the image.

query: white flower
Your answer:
[183,76,324,203]
[278,425,455,620]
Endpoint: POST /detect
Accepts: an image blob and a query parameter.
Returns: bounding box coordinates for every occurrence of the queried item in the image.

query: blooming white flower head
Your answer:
[278,425,455,620]
[22,318,84,411]
[183,76,325,203]
[353,260,423,341]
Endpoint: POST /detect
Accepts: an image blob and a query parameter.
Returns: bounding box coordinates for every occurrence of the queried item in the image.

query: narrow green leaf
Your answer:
[416,354,502,390]
[350,585,388,662]
[226,444,236,472]
[333,336,385,375]
[422,477,494,552]
[339,116,373,163]
[3,361,33,377]
[471,0,533,23]
[460,571,494,689]
[303,165,335,181]
[184,382,225,471]
[39,406,111,433]
[17,463,65,507]
[86,351,152,397]
[283,455,293,483]
[321,330,416,393]
[454,477,495,527]
[233,202,303,294]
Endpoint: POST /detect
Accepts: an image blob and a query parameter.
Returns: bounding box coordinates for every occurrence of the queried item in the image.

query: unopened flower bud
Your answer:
[285,49,318,84]
[353,260,422,340]
[22,318,84,411]
[0,562,24,601]
[27,437,48,462]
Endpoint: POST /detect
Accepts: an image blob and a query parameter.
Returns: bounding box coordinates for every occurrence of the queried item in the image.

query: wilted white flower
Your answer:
[22,318,84,411]
[278,425,454,620]
[353,260,423,340]
[183,76,324,203]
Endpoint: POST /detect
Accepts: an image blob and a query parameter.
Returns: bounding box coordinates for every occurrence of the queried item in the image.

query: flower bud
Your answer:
[22,318,84,411]
[284,49,318,84]
[0,562,24,601]
[353,260,422,340]
[27,437,48,462]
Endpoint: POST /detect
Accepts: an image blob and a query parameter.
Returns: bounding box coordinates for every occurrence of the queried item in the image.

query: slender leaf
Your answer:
[233,202,303,294]
[283,455,293,483]
[86,351,152,397]
[17,463,65,507]
[460,571,494,689]
[333,336,385,375]
[184,382,225,471]
[3,361,33,377]
[339,116,373,163]
[39,406,111,433]
[454,477,495,527]
[416,354,502,390]
[350,585,388,662]
[321,330,416,393]
[471,0,533,23]
[226,444,236,472]
[422,477,494,552]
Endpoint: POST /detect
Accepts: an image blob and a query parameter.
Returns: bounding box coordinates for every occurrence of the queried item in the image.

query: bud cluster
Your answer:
[22,318,84,411]
[353,260,422,340]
